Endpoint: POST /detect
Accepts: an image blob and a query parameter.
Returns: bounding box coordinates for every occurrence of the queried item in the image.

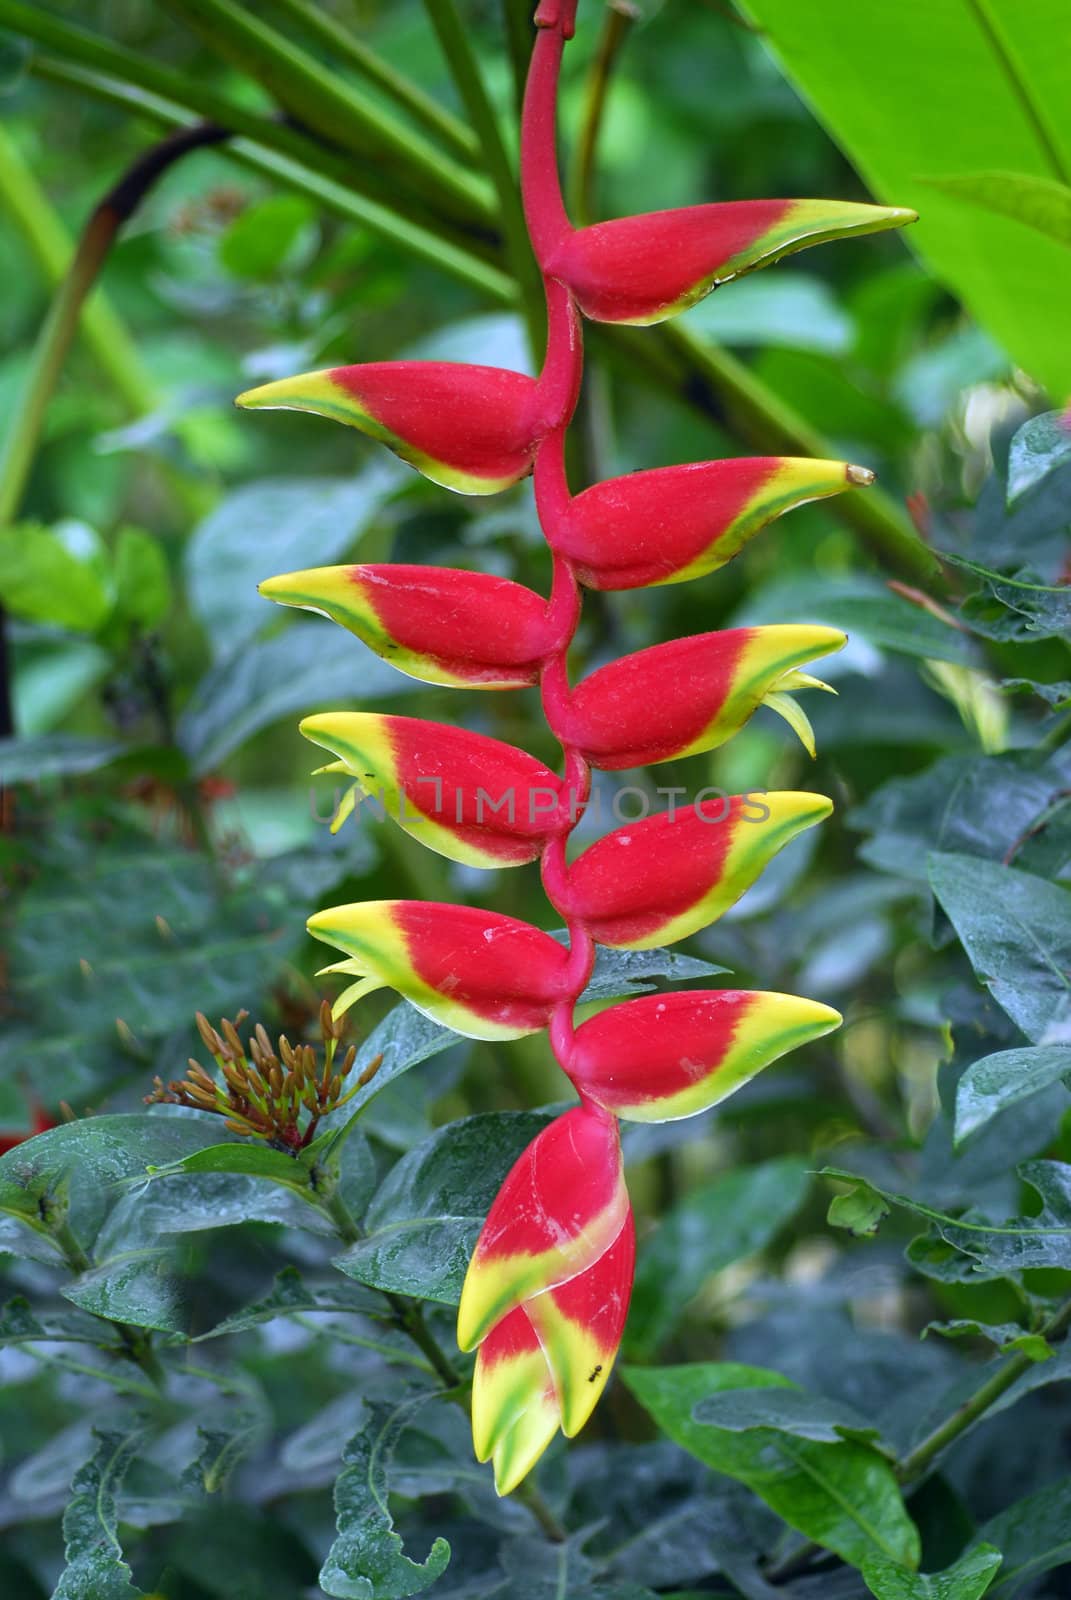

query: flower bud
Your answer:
[260,564,555,689]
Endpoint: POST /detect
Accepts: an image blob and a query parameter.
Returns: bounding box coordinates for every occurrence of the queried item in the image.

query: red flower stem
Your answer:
[524,0,594,1077]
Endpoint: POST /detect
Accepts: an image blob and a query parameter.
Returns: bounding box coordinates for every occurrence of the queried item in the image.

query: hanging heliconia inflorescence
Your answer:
[238,0,915,1495]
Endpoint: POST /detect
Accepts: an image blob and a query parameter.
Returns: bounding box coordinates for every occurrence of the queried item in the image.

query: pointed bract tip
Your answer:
[847,463,876,486]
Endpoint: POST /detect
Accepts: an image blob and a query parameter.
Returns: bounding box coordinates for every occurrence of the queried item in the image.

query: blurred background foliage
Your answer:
[0,2,1070,1597]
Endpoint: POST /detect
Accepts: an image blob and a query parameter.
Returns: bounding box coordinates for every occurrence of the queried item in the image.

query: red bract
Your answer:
[547,457,874,590]
[237,362,545,495]
[557,624,845,767]
[259,565,555,689]
[300,712,571,868]
[566,990,841,1121]
[544,199,917,326]
[241,0,916,1495]
[306,899,571,1038]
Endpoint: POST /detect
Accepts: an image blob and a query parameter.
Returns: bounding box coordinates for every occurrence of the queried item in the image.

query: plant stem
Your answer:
[318,1178,567,1540]
[31,58,513,305]
[0,124,154,416]
[423,0,546,359]
[268,0,477,160]
[501,0,535,118]
[49,1218,168,1393]
[569,1,637,226]
[161,0,494,224]
[896,1294,1071,1486]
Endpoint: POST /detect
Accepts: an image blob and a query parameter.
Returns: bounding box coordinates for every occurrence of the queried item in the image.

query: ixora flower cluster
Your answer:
[237,0,914,1494]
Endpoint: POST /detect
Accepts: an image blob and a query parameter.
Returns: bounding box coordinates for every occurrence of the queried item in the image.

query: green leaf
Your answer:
[693,1387,883,1449]
[999,677,1071,710]
[0,522,111,632]
[195,1265,379,1338]
[218,194,316,277]
[0,1295,106,1347]
[627,1158,811,1354]
[922,1319,1053,1362]
[53,1427,147,1599]
[954,1047,1071,1143]
[62,1244,188,1334]
[578,943,728,1004]
[947,556,1071,644]
[739,0,1071,395]
[0,1113,235,1252]
[335,1111,551,1304]
[822,1160,1071,1275]
[928,853,1071,1044]
[827,1180,890,1237]
[185,471,396,660]
[177,623,422,773]
[112,526,170,630]
[976,1475,1071,1596]
[735,573,973,665]
[147,1140,323,1203]
[921,170,1071,249]
[318,1396,451,1599]
[1007,409,1071,501]
[861,1544,1002,1600]
[623,1363,919,1570]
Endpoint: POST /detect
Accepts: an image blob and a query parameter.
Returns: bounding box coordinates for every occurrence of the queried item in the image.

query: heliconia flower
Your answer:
[472,1213,635,1494]
[306,899,572,1035]
[236,362,545,495]
[556,624,845,768]
[458,1105,628,1351]
[567,989,841,1121]
[550,790,832,950]
[259,564,556,689]
[548,457,874,591]
[299,712,571,868]
[544,199,916,326]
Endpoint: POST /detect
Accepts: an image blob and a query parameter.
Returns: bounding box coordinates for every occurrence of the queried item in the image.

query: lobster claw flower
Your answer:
[558,624,845,768]
[550,458,874,591]
[545,199,916,325]
[473,1213,635,1494]
[300,712,571,868]
[306,900,572,1036]
[567,990,841,1121]
[260,564,555,689]
[461,1106,633,1490]
[550,791,832,950]
[236,362,545,494]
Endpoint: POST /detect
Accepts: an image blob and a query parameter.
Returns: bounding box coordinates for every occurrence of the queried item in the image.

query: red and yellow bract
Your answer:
[247,0,914,1496]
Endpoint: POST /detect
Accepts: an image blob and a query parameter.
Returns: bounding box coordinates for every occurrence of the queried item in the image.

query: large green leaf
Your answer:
[954,1046,1071,1143]
[626,1158,811,1355]
[741,0,1071,395]
[623,1363,919,1570]
[928,853,1071,1043]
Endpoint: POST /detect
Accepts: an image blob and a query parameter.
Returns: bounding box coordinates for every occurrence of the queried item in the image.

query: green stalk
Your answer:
[161,0,495,224]
[0,124,154,417]
[422,0,545,358]
[500,0,535,118]
[569,1,637,226]
[896,1295,1071,1486]
[31,59,515,305]
[268,0,478,160]
[0,2,487,250]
